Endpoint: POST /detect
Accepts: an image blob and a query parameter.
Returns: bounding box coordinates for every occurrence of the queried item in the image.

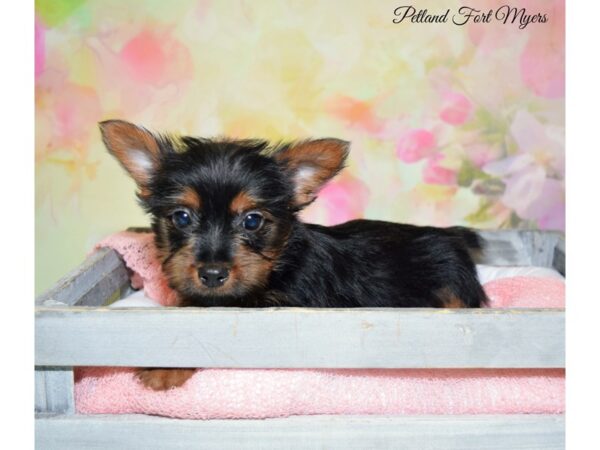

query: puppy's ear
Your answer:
[274,138,349,208]
[99,120,164,188]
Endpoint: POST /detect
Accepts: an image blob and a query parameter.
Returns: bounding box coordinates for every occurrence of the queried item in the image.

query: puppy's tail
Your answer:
[446,226,485,263]
[446,226,489,307]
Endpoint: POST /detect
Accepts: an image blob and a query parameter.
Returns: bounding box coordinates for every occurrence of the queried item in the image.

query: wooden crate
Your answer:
[35,230,565,449]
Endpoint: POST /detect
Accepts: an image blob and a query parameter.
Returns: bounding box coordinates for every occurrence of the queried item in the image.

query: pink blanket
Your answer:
[75,231,565,419]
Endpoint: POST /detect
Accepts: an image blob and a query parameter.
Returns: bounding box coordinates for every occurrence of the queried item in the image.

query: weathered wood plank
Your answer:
[34,368,74,414]
[477,230,563,267]
[35,248,130,307]
[553,234,565,275]
[526,231,561,267]
[35,307,564,368]
[35,413,565,450]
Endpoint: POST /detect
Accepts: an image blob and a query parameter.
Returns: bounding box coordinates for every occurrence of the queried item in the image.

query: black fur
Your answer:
[101,121,488,309]
[265,221,487,308]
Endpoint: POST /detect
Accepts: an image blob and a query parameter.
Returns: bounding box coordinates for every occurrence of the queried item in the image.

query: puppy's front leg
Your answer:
[136,368,196,390]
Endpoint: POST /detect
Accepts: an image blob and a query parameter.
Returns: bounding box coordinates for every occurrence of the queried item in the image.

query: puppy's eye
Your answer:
[242,213,263,231]
[171,210,192,229]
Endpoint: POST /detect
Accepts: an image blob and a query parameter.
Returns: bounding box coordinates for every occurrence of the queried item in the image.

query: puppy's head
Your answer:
[99,120,348,304]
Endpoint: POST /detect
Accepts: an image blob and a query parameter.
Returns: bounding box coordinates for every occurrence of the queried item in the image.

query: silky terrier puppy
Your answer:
[100,119,488,389]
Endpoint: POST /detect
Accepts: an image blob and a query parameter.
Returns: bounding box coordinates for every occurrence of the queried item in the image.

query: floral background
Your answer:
[35,0,564,294]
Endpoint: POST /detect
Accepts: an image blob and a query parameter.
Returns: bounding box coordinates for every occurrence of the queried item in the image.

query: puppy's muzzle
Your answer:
[198,264,230,288]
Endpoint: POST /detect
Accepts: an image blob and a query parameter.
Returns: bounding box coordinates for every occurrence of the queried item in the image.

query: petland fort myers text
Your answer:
[393,5,548,29]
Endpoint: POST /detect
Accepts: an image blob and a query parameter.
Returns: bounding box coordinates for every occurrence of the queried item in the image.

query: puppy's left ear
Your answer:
[274,138,349,208]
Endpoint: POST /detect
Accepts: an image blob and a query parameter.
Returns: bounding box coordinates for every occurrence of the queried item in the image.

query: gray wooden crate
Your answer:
[35,230,565,449]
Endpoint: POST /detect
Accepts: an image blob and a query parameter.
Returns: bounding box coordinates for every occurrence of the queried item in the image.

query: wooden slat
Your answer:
[34,368,74,414]
[553,234,565,275]
[35,248,130,307]
[35,413,565,450]
[35,307,564,368]
[477,230,563,267]
[519,230,561,267]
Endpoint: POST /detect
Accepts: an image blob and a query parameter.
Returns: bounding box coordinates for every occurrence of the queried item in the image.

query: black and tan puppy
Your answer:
[99,120,488,389]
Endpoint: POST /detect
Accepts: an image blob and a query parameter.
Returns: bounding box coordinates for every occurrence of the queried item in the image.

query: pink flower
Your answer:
[465,143,502,168]
[35,17,45,79]
[83,28,194,114]
[301,175,370,226]
[439,92,472,126]
[120,31,168,85]
[519,0,565,99]
[119,29,194,87]
[395,129,436,163]
[423,153,457,185]
[525,178,565,230]
[36,79,102,155]
[483,110,564,229]
[520,37,564,99]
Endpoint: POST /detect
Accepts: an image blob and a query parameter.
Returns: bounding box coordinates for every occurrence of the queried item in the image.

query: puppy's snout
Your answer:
[199,265,230,288]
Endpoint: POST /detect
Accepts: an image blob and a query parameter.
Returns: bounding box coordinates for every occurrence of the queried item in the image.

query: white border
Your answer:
[5,0,597,447]
[567,1,600,449]
[0,0,34,446]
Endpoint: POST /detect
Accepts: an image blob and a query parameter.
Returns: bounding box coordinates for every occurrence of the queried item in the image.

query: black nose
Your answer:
[199,265,230,288]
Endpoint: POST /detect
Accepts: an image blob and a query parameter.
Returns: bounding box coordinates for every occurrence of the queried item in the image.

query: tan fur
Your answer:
[436,287,465,308]
[154,219,171,263]
[161,232,284,302]
[161,241,199,300]
[230,245,274,292]
[136,368,196,391]
[99,120,161,186]
[230,191,257,214]
[175,187,202,210]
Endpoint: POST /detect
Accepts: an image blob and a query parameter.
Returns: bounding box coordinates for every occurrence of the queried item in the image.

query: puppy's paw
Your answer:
[136,368,196,391]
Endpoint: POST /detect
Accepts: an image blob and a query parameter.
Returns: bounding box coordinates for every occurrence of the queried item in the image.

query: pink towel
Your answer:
[75,368,564,419]
[485,276,565,308]
[94,231,178,306]
[76,231,565,419]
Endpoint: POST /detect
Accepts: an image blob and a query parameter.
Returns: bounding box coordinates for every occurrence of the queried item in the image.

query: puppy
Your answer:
[100,120,488,389]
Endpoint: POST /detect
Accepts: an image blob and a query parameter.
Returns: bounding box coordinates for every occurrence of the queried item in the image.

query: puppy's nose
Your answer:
[199,265,230,288]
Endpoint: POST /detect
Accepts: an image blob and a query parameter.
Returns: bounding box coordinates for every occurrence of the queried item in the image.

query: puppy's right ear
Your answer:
[273,138,349,209]
[99,120,164,188]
